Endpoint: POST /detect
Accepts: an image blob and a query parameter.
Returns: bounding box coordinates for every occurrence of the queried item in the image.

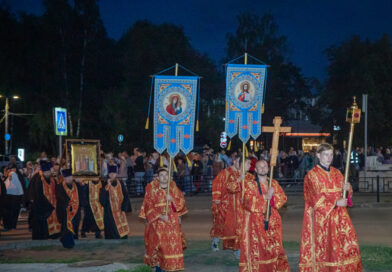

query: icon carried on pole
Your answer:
[54,108,67,136]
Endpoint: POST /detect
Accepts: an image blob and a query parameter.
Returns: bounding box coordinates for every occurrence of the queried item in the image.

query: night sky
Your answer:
[6,0,392,80]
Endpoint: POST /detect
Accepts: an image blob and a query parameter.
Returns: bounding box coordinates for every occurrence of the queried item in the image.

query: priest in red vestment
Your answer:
[139,167,187,272]
[224,156,252,259]
[299,143,362,271]
[210,156,239,251]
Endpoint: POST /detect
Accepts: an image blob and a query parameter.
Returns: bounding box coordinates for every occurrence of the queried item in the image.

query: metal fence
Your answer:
[358,175,392,193]
[122,174,305,197]
[122,173,392,197]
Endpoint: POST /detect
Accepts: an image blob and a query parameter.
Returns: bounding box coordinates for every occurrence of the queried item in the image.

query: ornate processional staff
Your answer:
[262,116,291,230]
[343,96,361,199]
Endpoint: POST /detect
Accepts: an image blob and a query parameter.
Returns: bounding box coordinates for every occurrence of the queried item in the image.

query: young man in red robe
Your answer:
[224,156,253,259]
[299,143,362,271]
[210,155,239,251]
[139,167,187,272]
[239,159,289,272]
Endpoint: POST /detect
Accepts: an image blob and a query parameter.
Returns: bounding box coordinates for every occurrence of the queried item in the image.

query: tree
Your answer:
[316,35,392,146]
[113,21,223,152]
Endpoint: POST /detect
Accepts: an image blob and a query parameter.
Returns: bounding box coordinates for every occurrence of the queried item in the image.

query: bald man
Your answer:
[239,160,289,272]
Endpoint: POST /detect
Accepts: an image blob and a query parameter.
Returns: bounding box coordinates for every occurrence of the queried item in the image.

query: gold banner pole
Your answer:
[165,157,173,215]
[241,53,248,202]
[165,63,179,215]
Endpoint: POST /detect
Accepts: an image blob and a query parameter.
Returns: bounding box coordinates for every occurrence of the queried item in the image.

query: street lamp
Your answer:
[0,95,20,155]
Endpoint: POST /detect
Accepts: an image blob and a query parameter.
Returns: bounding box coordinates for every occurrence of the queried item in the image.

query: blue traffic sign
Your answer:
[54,107,67,136]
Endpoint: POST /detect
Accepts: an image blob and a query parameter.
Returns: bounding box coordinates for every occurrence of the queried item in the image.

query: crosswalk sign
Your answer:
[54,107,67,136]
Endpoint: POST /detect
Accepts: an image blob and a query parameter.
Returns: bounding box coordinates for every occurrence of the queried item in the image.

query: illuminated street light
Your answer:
[0,95,21,155]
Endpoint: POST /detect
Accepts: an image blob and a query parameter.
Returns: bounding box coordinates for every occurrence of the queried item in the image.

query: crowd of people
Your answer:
[0,143,373,271]
[0,158,131,247]
[3,144,388,204]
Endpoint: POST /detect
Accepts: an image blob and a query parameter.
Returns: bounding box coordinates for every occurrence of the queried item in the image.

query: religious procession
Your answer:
[0,56,366,272]
[1,1,392,272]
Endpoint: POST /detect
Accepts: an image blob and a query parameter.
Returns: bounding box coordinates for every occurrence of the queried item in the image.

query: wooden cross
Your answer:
[261,116,291,230]
[262,117,291,167]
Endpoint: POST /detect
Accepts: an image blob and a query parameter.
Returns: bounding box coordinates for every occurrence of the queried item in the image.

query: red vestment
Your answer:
[40,172,61,236]
[299,165,362,271]
[106,179,129,238]
[210,167,232,238]
[89,180,104,231]
[222,171,251,250]
[139,179,187,271]
[62,181,79,233]
[240,178,289,272]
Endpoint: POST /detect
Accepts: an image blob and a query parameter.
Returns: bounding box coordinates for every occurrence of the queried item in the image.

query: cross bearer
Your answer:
[239,117,290,272]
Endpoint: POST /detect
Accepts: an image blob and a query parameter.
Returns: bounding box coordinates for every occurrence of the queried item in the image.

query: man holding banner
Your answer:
[144,63,200,271]
[223,53,268,261]
[224,157,252,259]
[139,167,187,272]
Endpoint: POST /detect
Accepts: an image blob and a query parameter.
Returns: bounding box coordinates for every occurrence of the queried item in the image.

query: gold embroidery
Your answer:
[299,255,361,267]
[314,196,325,210]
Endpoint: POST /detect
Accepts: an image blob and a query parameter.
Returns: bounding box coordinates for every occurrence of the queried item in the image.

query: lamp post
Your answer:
[0,95,20,155]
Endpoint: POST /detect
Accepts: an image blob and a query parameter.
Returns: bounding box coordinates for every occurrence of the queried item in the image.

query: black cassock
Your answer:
[56,182,81,248]
[80,181,101,235]
[29,173,55,240]
[99,179,131,239]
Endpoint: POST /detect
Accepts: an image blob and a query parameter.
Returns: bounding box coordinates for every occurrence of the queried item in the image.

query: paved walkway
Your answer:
[0,262,137,272]
[1,193,392,248]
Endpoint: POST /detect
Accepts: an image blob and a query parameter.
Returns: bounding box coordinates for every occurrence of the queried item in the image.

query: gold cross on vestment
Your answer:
[262,117,291,167]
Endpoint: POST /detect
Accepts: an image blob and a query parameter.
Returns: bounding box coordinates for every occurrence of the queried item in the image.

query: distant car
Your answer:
[0,155,24,171]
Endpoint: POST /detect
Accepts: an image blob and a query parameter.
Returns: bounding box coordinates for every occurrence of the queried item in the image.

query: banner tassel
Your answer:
[173,160,178,172]
[227,140,232,151]
[254,142,258,152]
[186,155,192,168]
[145,117,149,130]
[245,145,249,157]
[160,156,163,168]
[195,77,201,133]
[226,101,228,111]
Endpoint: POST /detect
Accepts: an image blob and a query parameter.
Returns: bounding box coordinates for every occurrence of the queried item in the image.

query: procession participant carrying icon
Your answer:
[141,63,200,272]
[220,53,268,257]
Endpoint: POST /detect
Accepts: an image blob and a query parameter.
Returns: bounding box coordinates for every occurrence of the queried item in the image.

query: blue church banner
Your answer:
[154,75,198,157]
[225,64,267,142]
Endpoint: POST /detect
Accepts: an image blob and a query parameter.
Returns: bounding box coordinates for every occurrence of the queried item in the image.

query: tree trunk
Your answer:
[60,26,73,137]
[76,29,87,138]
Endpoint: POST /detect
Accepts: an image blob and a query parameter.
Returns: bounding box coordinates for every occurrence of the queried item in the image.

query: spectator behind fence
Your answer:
[191,153,203,194]
[134,148,145,196]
